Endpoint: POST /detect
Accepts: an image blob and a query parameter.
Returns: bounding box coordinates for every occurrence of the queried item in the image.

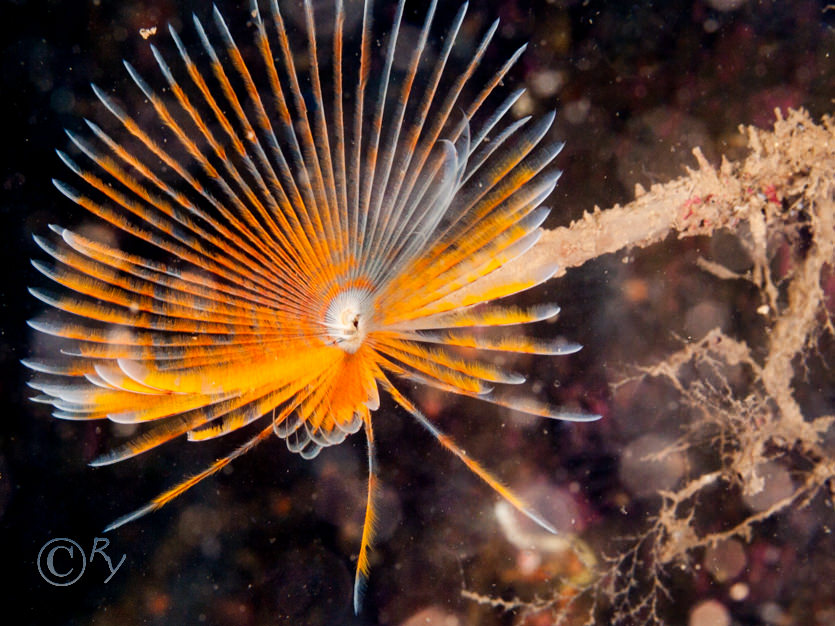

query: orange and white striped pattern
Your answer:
[25,0,599,610]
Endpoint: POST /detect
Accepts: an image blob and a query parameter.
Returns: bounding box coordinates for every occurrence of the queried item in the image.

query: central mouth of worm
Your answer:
[324,288,373,354]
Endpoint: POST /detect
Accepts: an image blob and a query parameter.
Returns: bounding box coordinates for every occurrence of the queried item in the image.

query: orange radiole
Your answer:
[26,0,599,610]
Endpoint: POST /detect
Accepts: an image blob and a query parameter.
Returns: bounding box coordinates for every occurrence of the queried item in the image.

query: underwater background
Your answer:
[2,0,834,624]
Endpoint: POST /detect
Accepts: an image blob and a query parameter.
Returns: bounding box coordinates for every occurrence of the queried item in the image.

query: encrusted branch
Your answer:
[501,108,834,279]
[463,108,835,625]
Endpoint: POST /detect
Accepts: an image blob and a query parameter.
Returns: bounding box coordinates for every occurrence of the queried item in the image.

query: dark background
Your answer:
[1,1,833,624]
